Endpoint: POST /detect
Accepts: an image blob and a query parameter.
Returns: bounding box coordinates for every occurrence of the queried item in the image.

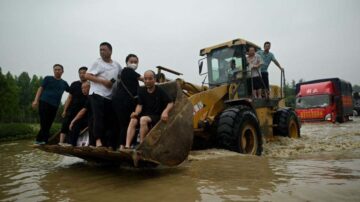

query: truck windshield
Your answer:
[296,95,330,109]
[207,47,244,86]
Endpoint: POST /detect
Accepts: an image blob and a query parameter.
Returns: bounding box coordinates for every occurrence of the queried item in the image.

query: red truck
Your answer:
[295,78,353,123]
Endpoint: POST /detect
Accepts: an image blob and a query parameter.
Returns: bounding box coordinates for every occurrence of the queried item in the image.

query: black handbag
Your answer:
[118,78,138,103]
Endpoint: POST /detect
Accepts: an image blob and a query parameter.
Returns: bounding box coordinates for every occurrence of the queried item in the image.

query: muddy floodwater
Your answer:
[1,118,360,202]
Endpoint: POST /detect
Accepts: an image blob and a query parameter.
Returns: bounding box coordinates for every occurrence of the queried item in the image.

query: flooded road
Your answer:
[1,118,360,201]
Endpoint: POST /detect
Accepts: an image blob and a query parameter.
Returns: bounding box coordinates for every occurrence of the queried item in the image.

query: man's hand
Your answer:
[69,121,74,130]
[161,111,169,122]
[32,101,38,109]
[62,111,67,118]
[130,112,139,119]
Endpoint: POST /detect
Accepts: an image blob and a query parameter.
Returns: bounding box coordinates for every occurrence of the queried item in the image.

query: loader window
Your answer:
[207,47,244,86]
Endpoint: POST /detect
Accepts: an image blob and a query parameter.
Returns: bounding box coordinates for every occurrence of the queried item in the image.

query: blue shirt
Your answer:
[40,76,69,107]
[257,50,277,72]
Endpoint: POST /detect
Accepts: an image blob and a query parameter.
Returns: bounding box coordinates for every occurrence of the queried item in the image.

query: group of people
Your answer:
[32,41,282,149]
[246,41,283,98]
[33,42,174,151]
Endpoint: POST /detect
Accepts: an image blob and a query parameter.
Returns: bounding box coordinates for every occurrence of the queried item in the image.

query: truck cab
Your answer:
[295,78,353,123]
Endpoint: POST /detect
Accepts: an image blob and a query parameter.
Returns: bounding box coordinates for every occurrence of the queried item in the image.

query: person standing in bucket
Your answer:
[257,41,284,98]
[85,42,122,148]
[32,64,69,145]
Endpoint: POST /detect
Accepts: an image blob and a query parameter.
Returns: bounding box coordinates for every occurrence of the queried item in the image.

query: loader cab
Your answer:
[205,45,247,87]
[199,41,261,98]
[199,39,260,88]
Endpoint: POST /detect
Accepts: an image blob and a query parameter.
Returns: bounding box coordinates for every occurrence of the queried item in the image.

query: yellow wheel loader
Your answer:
[34,38,300,167]
[162,38,301,157]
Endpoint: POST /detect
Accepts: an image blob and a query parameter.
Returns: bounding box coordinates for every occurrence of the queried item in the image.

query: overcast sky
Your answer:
[1,0,360,88]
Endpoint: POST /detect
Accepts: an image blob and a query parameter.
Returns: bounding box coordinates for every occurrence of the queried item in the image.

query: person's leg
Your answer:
[119,104,134,148]
[125,118,138,148]
[261,72,269,98]
[252,78,258,98]
[70,118,88,146]
[88,114,95,146]
[36,101,47,142]
[139,116,152,143]
[89,94,105,147]
[36,101,58,143]
[254,77,262,99]
[59,113,72,144]
[43,103,58,143]
[104,99,117,149]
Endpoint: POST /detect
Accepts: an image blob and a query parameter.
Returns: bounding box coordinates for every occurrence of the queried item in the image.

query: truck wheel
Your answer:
[336,116,345,123]
[217,106,262,155]
[273,108,301,138]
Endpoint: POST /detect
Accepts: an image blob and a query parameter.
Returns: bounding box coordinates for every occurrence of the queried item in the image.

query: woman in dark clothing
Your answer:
[112,54,143,150]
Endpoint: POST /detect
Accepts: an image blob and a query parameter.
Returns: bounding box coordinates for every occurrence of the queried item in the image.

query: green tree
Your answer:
[284,79,304,108]
[0,70,20,122]
[17,72,32,122]
[28,75,43,123]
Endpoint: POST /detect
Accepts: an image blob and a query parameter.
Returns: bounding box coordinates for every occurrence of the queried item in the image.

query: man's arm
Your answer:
[161,102,174,122]
[69,108,87,130]
[32,87,43,109]
[62,94,73,118]
[130,105,143,118]
[85,73,113,89]
[273,60,283,71]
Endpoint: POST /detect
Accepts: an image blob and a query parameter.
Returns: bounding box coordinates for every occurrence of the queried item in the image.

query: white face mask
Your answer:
[127,63,138,70]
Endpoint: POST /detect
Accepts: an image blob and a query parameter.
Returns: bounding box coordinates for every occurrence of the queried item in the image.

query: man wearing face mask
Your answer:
[112,54,144,150]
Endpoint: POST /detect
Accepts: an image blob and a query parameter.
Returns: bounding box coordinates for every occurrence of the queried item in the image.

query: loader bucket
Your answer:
[135,80,194,166]
[32,80,194,167]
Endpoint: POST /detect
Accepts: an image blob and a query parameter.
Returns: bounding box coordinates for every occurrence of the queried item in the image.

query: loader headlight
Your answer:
[325,113,332,121]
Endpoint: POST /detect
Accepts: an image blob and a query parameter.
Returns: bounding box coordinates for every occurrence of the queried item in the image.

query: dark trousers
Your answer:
[36,100,58,143]
[60,110,77,137]
[88,114,95,146]
[69,118,88,146]
[113,98,136,146]
[89,94,116,148]
[261,72,270,90]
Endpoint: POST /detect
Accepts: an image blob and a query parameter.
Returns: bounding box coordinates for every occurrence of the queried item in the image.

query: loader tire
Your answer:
[273,108,300,138]
[217,106,262,155]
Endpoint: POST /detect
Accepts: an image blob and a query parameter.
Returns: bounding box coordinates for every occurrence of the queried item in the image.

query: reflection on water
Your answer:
[1,118,360,201]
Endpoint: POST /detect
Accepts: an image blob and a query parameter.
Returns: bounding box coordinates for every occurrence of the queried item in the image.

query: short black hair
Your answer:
[264,41,271,46]
[145,70,156,78]
[125,54,138,63]
[53,64,64,71]
[78,66,88,72]
[100,42,112,51]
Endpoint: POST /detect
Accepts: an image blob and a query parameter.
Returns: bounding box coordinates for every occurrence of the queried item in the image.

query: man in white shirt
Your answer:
[85,42,122,148]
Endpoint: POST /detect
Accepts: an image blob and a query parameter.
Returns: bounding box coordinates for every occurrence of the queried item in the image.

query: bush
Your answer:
[0,122,62,142]
[0,123,35,141]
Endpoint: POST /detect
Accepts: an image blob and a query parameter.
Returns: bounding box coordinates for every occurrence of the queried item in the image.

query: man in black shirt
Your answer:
[68,81,92,146]
[125,70,174,148]
[59,66,88,145]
